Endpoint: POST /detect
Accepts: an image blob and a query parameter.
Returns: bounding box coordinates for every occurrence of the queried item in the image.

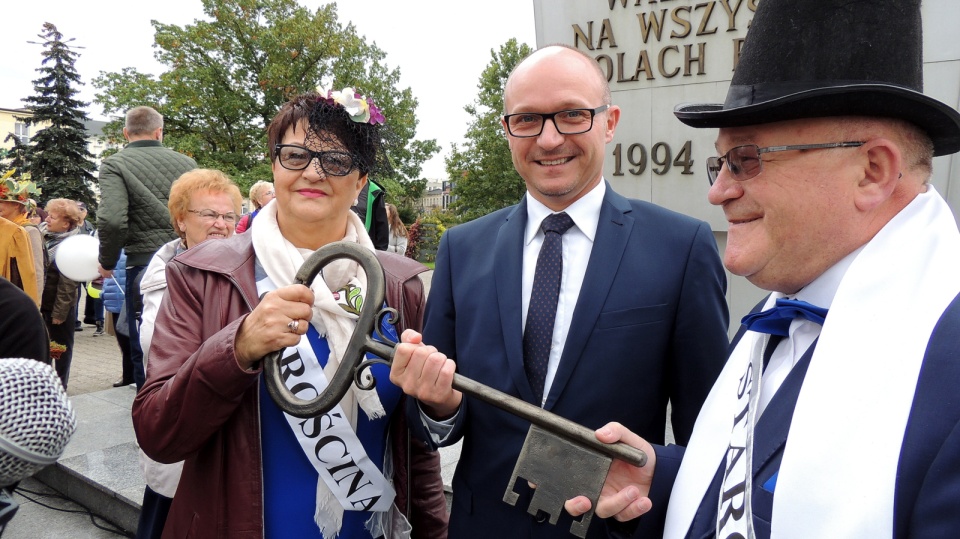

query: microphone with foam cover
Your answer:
[0,358,77,488]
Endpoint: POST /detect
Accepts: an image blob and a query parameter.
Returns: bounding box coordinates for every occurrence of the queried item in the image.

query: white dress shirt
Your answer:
[758,245,864,415]
[419,180,607,439]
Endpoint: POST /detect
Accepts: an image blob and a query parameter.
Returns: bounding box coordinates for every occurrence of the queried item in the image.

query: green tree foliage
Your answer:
[381,176,426,220]
[1,134,31,178]
[21,23,98,210]
[446,39,532,222]
[92,0,438,194]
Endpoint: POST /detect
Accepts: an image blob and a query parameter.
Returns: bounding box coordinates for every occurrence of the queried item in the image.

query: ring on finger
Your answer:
[287,319,300,333]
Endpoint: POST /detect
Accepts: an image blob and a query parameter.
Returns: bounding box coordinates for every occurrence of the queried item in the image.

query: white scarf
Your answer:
[664,187,960,538]
[251,198,385,423]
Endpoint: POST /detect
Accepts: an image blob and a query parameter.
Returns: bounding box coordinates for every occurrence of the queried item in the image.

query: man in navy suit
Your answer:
[567,1,960,537]
[390,44,730,538]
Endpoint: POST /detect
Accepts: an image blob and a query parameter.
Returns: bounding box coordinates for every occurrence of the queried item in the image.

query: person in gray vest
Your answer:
[97,106,196,390]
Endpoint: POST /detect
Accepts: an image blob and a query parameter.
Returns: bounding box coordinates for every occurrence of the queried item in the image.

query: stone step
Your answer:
[34,386,142,534]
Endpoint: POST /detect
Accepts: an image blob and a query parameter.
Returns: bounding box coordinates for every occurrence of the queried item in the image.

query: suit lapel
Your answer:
[752,338,817,478]
[687,337,817,538]
[495,200,535,402]
[545,187,634,409]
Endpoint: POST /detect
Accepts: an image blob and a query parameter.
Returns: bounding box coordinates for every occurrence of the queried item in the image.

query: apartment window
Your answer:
[14,123,29,145]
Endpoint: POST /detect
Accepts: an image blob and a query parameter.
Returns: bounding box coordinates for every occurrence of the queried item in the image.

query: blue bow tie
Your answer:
[741,298,828,337]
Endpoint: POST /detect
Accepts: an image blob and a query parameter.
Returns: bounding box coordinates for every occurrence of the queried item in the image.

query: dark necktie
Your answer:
[741,298,828,337]
[523,212,575,404]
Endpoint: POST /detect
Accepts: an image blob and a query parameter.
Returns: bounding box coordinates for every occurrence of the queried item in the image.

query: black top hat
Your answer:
[674,0,960,156]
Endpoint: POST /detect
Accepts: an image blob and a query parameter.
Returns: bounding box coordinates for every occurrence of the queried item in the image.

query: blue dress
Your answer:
[260,317,402,538]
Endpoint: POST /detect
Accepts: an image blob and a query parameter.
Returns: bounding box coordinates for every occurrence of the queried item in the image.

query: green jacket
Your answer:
[97,140,197,268]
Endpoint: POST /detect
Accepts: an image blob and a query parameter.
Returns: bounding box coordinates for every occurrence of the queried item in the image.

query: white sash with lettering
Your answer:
[257,275,395,535]
[716,333,768,539]
[664,187,960,538]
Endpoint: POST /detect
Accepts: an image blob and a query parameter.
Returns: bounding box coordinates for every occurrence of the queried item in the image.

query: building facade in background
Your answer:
[0,107,45,147]
[419,180,454,213]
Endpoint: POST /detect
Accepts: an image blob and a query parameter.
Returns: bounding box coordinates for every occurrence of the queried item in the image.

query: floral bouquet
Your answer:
[49,341,67,361]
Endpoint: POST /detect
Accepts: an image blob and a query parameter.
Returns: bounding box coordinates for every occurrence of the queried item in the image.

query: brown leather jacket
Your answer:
[131,233,448,539]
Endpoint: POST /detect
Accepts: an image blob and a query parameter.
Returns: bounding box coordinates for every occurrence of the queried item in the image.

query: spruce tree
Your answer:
[21,23,97,210]
[0,133,30,178]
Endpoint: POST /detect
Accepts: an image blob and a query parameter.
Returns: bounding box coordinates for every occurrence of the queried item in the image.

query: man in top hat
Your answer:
[564,0,960,538]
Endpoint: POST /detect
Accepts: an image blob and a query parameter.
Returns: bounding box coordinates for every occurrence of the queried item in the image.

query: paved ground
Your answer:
[6,476,126,539]
[7,296,134,538]
[67,305,131,397]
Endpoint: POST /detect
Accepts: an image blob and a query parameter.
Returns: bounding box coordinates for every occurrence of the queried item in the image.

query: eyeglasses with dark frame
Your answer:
[274,144,358,176]
[187,209,239,224]
[503,104,610,138]
[707,141,865,185]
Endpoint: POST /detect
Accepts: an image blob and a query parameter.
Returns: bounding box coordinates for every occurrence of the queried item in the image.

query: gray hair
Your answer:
[248,181,274,209]
[125,106,164,136]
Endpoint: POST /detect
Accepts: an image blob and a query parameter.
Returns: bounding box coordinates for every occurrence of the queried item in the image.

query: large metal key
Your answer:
[506,425,610,537]
[262,242,647,537]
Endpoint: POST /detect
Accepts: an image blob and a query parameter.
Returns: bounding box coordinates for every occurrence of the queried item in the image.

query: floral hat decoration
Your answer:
[300,86,391,178]
[0,170,41,205]
[316,86,386,125]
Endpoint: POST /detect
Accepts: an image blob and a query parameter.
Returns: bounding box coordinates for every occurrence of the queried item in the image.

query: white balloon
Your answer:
[55,235,101,282]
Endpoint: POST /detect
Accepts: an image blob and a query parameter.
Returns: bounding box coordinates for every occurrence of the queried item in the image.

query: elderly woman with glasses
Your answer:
[235,180,276,233]
[41,198,83,387]
[134,167,242,539]
[133,89,448,539]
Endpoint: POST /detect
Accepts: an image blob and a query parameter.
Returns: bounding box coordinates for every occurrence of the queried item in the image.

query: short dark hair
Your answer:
[266,92,385,176]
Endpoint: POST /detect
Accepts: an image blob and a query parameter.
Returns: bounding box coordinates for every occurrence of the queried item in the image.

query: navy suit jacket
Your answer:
[411,185,730,538]
[647,292,960,539]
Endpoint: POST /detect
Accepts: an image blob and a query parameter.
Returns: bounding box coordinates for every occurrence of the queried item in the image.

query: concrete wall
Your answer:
[533,0,960,333]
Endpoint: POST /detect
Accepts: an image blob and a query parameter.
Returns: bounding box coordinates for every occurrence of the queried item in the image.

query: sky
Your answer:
[1,1,538,180]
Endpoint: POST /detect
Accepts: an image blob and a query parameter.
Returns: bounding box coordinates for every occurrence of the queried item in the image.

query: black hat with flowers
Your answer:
[673,0,960,156]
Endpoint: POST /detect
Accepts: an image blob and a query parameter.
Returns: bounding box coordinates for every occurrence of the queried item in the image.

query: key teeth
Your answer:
[526,489,559,523]
[570,513,593,538]
[503,482,520,506]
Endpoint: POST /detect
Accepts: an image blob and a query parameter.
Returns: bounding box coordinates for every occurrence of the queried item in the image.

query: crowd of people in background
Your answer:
[0,103,420,393]
[0,175,104,389]
[0,97,427,538]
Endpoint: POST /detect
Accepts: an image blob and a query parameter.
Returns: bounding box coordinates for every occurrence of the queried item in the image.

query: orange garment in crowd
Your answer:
[0,217,39,305]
